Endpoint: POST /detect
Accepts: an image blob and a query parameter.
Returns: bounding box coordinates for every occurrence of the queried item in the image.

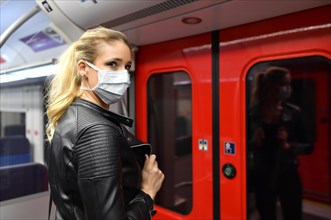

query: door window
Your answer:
[147,71,193,215]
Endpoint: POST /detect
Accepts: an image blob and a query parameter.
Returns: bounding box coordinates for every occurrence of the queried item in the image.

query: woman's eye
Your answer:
[107,62,117,68]
[125,65,131,70]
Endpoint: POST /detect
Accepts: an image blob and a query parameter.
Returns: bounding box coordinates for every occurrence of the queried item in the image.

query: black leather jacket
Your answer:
[247,102,313,179]
[47,98,155,220]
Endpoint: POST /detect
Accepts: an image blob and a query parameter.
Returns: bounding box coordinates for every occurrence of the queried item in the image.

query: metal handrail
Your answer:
[0,5,41,48]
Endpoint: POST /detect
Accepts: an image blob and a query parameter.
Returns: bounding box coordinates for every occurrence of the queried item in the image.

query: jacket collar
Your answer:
[73,98,133,127]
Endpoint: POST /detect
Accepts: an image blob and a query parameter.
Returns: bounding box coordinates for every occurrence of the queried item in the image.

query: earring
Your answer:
[81,72,87,78]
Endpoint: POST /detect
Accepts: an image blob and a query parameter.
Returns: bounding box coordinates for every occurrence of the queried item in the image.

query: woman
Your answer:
[46,26,164,220]
[248,67,312,220]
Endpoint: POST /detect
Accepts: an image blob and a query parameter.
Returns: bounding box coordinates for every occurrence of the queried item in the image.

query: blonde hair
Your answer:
[46,26,132,141]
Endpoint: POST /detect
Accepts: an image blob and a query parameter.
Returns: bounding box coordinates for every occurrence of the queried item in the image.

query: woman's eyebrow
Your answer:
[105,58,121,63]
[105,58,132,64]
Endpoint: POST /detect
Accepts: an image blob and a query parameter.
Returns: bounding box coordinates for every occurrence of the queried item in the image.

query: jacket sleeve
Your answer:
[74,124,154,220]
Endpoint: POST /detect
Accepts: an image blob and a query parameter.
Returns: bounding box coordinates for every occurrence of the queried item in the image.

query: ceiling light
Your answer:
[181,17,202,25]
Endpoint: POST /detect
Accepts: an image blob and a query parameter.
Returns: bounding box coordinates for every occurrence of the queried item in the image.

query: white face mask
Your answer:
[81,61,130,104]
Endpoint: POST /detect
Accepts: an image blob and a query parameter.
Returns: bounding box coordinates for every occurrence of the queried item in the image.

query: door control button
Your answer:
[222,163,236,179]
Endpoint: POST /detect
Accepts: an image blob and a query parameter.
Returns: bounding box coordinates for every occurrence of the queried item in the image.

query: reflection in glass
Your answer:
[246,57,331,220]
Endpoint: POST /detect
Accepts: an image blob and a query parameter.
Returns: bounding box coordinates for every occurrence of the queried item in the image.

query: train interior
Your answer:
[1,0,331,219]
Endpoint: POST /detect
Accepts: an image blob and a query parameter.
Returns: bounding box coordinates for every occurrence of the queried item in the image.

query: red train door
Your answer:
[218,5,331,220]
[135,33,215,219]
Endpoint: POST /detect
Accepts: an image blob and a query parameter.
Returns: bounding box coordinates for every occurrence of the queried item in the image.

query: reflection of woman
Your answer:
[46,27,164,219]
[248,67,312,220]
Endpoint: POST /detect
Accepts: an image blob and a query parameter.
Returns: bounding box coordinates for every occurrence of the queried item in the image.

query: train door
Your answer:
[0,80,50,219]
[0,84,45,163]
[135,33,214,219]
[218,6,331,219]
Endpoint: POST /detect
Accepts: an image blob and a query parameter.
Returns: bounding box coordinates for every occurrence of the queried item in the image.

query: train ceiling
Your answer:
[1,0,330,79]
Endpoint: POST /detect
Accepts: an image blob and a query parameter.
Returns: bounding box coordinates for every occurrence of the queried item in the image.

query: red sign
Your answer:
[0,56,6,64]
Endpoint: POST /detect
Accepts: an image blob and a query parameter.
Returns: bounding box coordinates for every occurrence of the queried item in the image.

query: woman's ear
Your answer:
[77,60,87,78]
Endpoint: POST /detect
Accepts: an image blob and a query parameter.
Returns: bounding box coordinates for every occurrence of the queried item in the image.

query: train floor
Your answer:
[302,199,331,220]
[248,194,331,220]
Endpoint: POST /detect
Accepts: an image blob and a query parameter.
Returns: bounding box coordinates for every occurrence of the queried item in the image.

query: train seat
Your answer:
[0,136,31,166]
[0,162,48,202]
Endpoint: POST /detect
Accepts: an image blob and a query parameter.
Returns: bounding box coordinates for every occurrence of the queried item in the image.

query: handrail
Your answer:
[0,59,57,75]
[0,5,41,48]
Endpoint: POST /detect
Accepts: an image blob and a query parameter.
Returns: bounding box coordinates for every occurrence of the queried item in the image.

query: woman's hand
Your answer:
[278,126,290,150]
[141,154,165,200]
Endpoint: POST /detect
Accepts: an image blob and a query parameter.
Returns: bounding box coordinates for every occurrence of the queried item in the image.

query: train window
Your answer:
[246,56,331,220]
[147,71,193,215]
[0,112,25,137]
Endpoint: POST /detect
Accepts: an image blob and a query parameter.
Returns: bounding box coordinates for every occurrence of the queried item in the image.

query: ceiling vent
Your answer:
[101,0,198,28]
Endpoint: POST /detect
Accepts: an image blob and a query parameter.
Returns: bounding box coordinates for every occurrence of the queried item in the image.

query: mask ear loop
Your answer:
[85,61,100,71]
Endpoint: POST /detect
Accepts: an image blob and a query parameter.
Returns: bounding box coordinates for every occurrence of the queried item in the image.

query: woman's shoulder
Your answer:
[75,105,121,135]
[284,102,300,111]
[73,98,133,126]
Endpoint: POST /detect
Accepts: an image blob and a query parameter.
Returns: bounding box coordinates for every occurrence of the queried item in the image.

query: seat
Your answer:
[0,162,48,201]
[0,136,31,166]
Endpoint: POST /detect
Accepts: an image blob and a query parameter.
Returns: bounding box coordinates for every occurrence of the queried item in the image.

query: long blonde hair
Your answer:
[46,26,132,141]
